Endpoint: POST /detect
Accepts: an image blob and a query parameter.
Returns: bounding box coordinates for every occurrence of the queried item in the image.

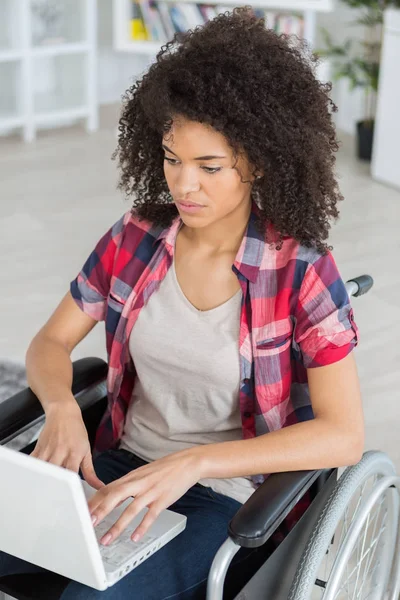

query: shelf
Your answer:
[33,53,87,115]
[113,0,332,55]
[34,106,89,126]
[157,0,333,8]
[32,42,90,58]
[0,0,97,142]
[0,50,23,63]
[116,40,166,54]
[0,114,24,132]
[31,0,87,47]
[0,43,91,61]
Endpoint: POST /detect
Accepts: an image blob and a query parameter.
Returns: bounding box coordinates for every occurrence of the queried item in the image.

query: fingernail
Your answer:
[132,533,140,542]
[91,515,97,526]
[101,533,112,545]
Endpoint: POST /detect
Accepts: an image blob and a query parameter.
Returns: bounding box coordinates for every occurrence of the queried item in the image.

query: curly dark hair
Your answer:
[113,6,344,253]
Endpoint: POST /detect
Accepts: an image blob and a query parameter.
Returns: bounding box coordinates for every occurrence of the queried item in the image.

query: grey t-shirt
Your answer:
[119,255,256,505]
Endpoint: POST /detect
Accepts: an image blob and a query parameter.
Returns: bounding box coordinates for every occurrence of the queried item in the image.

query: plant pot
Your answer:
[356,119,375,161]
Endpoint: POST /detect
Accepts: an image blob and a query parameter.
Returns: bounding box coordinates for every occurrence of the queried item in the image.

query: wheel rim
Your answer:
[312,474,399,600]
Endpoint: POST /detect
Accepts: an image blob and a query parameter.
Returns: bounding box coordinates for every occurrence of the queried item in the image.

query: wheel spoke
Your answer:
[296,458,399,600]
[353,497,386,599]
[329,481,373,600]
[342,486,385,600]
[331,522,387,598]
[334,477,378,599]
[356,507,387,599]
[353,480,370,520]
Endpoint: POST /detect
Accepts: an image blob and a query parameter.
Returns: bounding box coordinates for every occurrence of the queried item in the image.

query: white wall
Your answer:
[371,8,400,190]
[316,2,365,135]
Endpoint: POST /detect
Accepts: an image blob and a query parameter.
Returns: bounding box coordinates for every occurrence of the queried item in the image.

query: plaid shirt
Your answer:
[71,201,358,521]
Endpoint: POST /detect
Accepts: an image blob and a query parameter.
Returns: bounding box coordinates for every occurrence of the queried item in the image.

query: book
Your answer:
[198,4,217,21]
[157,1,177,39]
[253,8,266,19]
[265,11,277,31]
[131,0,149,40]
[169,5,190,33]
[139,0,156,39]
[215,5,237,17]
[176,3,205,29]
[150,5,169,40]
[292,15,304,37]
[139,0,168,41]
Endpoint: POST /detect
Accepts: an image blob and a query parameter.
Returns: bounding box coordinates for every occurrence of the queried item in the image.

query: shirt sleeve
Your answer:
[69,213,127,322]
[294,252,359,368]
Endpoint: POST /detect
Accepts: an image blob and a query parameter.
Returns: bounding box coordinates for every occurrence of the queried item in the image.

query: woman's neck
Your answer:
[180,198,252,255]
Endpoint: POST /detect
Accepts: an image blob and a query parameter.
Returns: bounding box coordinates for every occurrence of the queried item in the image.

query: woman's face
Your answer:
[162,117,258,228]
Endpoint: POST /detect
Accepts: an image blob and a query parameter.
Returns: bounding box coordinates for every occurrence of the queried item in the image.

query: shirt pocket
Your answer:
[108,291,126,313]
[253,320,293,356]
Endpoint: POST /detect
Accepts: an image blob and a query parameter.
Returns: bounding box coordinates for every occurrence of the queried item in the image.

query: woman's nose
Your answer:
[175,168,200,195]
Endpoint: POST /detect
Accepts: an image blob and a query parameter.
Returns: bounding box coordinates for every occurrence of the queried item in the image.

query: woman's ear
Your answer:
[253,164,264,180]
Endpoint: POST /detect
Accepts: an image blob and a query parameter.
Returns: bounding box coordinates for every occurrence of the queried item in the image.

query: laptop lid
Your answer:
[0,445,108,590]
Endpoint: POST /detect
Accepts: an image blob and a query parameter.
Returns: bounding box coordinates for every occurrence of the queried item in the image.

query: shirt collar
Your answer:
[153,200,265,283]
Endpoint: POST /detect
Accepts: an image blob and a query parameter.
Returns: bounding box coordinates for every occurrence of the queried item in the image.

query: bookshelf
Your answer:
[0,0,98,142]
[113,0,333,54]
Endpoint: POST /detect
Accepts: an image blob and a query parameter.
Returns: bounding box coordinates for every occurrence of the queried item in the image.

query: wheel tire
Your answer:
[288,451,400,600]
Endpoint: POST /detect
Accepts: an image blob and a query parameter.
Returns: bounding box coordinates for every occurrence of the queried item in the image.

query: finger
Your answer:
[33,450,62,465]
[88,493,126,511]
[47,452,66,467]
[100,496,158,546]
[30,446,40,458]
[130,504,161,543]
[89,482,134,527]
[81,452,105,490]
[63,456,81,473]
[30,444,48,460]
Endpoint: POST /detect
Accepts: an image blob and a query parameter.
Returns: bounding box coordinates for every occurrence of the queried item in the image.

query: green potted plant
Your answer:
[316,0,400,161]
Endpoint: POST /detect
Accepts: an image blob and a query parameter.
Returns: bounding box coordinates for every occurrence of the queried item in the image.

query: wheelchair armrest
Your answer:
[228,469,322,548]
[0,357,108,445]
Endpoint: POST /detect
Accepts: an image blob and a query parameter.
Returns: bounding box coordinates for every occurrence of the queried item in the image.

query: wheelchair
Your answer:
[0,275,399,600]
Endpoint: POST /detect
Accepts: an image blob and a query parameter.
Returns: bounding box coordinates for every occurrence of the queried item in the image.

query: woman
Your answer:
[0,7,364,599]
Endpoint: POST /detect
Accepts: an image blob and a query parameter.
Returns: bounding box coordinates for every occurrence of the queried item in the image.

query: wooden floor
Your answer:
[1,106,399,471]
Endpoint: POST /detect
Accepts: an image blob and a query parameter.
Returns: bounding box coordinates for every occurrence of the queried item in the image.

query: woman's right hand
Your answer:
[30,403,104,490]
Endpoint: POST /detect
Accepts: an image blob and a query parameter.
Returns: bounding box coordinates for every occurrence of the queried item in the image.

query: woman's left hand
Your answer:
[88,448,204,546]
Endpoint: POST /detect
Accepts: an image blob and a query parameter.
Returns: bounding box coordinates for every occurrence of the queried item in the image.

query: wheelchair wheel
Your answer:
[289,451,400,600]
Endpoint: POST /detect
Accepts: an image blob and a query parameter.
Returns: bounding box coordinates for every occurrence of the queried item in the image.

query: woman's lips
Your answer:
[176,201,205,214]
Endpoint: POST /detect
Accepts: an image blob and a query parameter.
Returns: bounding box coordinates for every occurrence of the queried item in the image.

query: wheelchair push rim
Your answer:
[289,451,400,600]
[318,475,399,599]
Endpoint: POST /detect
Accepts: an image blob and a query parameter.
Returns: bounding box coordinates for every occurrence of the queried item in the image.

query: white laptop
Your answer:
[0,445,187,590]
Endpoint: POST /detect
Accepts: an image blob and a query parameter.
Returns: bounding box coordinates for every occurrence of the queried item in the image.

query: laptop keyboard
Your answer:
[94,518,157,568]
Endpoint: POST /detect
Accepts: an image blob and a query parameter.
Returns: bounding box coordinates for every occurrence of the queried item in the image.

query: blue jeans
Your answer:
[0,448,270,599]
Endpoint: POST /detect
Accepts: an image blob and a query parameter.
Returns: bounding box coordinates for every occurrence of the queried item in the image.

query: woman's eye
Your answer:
[163,157,221,175]
[202,167,222,174]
